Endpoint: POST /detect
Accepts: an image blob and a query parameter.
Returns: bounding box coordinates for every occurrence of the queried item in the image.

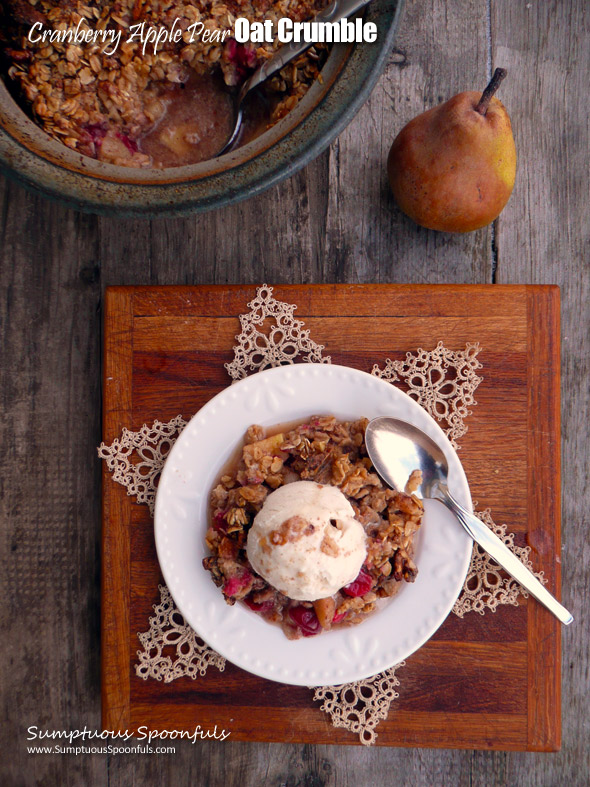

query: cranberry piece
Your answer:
[83,123,107,147]
[223,576,242,597]
[225,38,238,60]
[5,48,31,63]
[243,597,274,613]
[332,609,348,624]
[227,40,256,69]
[223,569,253,598]
[288,605,321,637]
[342,568,373,597]
[115,131,139,153]
[225,39,257,80]
[213,510,228,533]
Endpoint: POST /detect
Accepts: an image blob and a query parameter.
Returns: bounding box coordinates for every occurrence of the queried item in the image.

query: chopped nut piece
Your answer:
[320,533,340,557]
[269,515,315,545]
[405,469,423,494]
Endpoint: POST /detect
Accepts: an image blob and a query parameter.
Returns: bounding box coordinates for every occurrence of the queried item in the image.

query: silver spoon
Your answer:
[218,0,373,156]
[365,416,574,625]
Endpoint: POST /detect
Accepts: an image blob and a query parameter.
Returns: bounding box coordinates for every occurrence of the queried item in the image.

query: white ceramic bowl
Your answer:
[154,364,473,686]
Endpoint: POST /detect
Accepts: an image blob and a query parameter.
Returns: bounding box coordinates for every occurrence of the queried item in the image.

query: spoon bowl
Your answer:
[365,416,574,626]
[365,415,450,497]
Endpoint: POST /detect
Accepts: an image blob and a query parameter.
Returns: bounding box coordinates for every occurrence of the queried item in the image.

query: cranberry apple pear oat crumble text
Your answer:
[203,416,424,640]
[1,0,328,167]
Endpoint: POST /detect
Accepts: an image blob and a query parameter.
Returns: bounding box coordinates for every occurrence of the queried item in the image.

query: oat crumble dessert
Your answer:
[1,0,328,167]
[203,416,424,640]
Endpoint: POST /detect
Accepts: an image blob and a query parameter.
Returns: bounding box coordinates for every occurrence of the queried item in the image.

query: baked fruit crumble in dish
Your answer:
[1,0,328,167]
[203,416,424,640]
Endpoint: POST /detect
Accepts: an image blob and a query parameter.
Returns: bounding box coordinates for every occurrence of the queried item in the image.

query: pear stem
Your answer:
[475,67,507,115]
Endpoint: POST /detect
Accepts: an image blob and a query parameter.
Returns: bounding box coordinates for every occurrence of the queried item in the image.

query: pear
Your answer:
[387,68,516,232]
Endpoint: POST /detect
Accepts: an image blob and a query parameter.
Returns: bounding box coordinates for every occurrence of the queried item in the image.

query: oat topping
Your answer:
[203,416,423,640]
[1,0,327,166]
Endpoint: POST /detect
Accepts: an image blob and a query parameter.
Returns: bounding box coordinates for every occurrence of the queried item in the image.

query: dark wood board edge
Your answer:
[128,704,528,750]
[526,285,562,751]
[101,288,134,733]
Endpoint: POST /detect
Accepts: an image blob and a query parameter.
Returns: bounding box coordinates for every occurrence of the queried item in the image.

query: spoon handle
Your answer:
[436,484,574,625]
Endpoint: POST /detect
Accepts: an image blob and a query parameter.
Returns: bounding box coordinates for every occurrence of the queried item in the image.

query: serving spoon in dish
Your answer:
[365,416,574,625]
[217,0,374,156]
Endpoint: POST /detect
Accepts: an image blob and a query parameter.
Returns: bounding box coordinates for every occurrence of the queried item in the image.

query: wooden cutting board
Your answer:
[102,284,561,750]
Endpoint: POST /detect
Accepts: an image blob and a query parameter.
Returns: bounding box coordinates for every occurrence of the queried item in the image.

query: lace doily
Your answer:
[98,415,187,516]
[99,284,542,746]
[136,585,226,681]
[372,343,483,448]
[225,284,330,381]
[453,509,544,617]
[312,663,404,746]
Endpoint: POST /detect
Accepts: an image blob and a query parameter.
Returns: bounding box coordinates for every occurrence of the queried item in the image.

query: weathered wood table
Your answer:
[1,1,588,784]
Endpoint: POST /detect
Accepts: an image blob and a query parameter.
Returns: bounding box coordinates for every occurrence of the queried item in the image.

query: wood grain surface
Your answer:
[1,0,589,784]
[102,284,561,752]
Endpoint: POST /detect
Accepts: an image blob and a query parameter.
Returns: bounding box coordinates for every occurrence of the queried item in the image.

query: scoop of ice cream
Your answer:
[246,481,367,601]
